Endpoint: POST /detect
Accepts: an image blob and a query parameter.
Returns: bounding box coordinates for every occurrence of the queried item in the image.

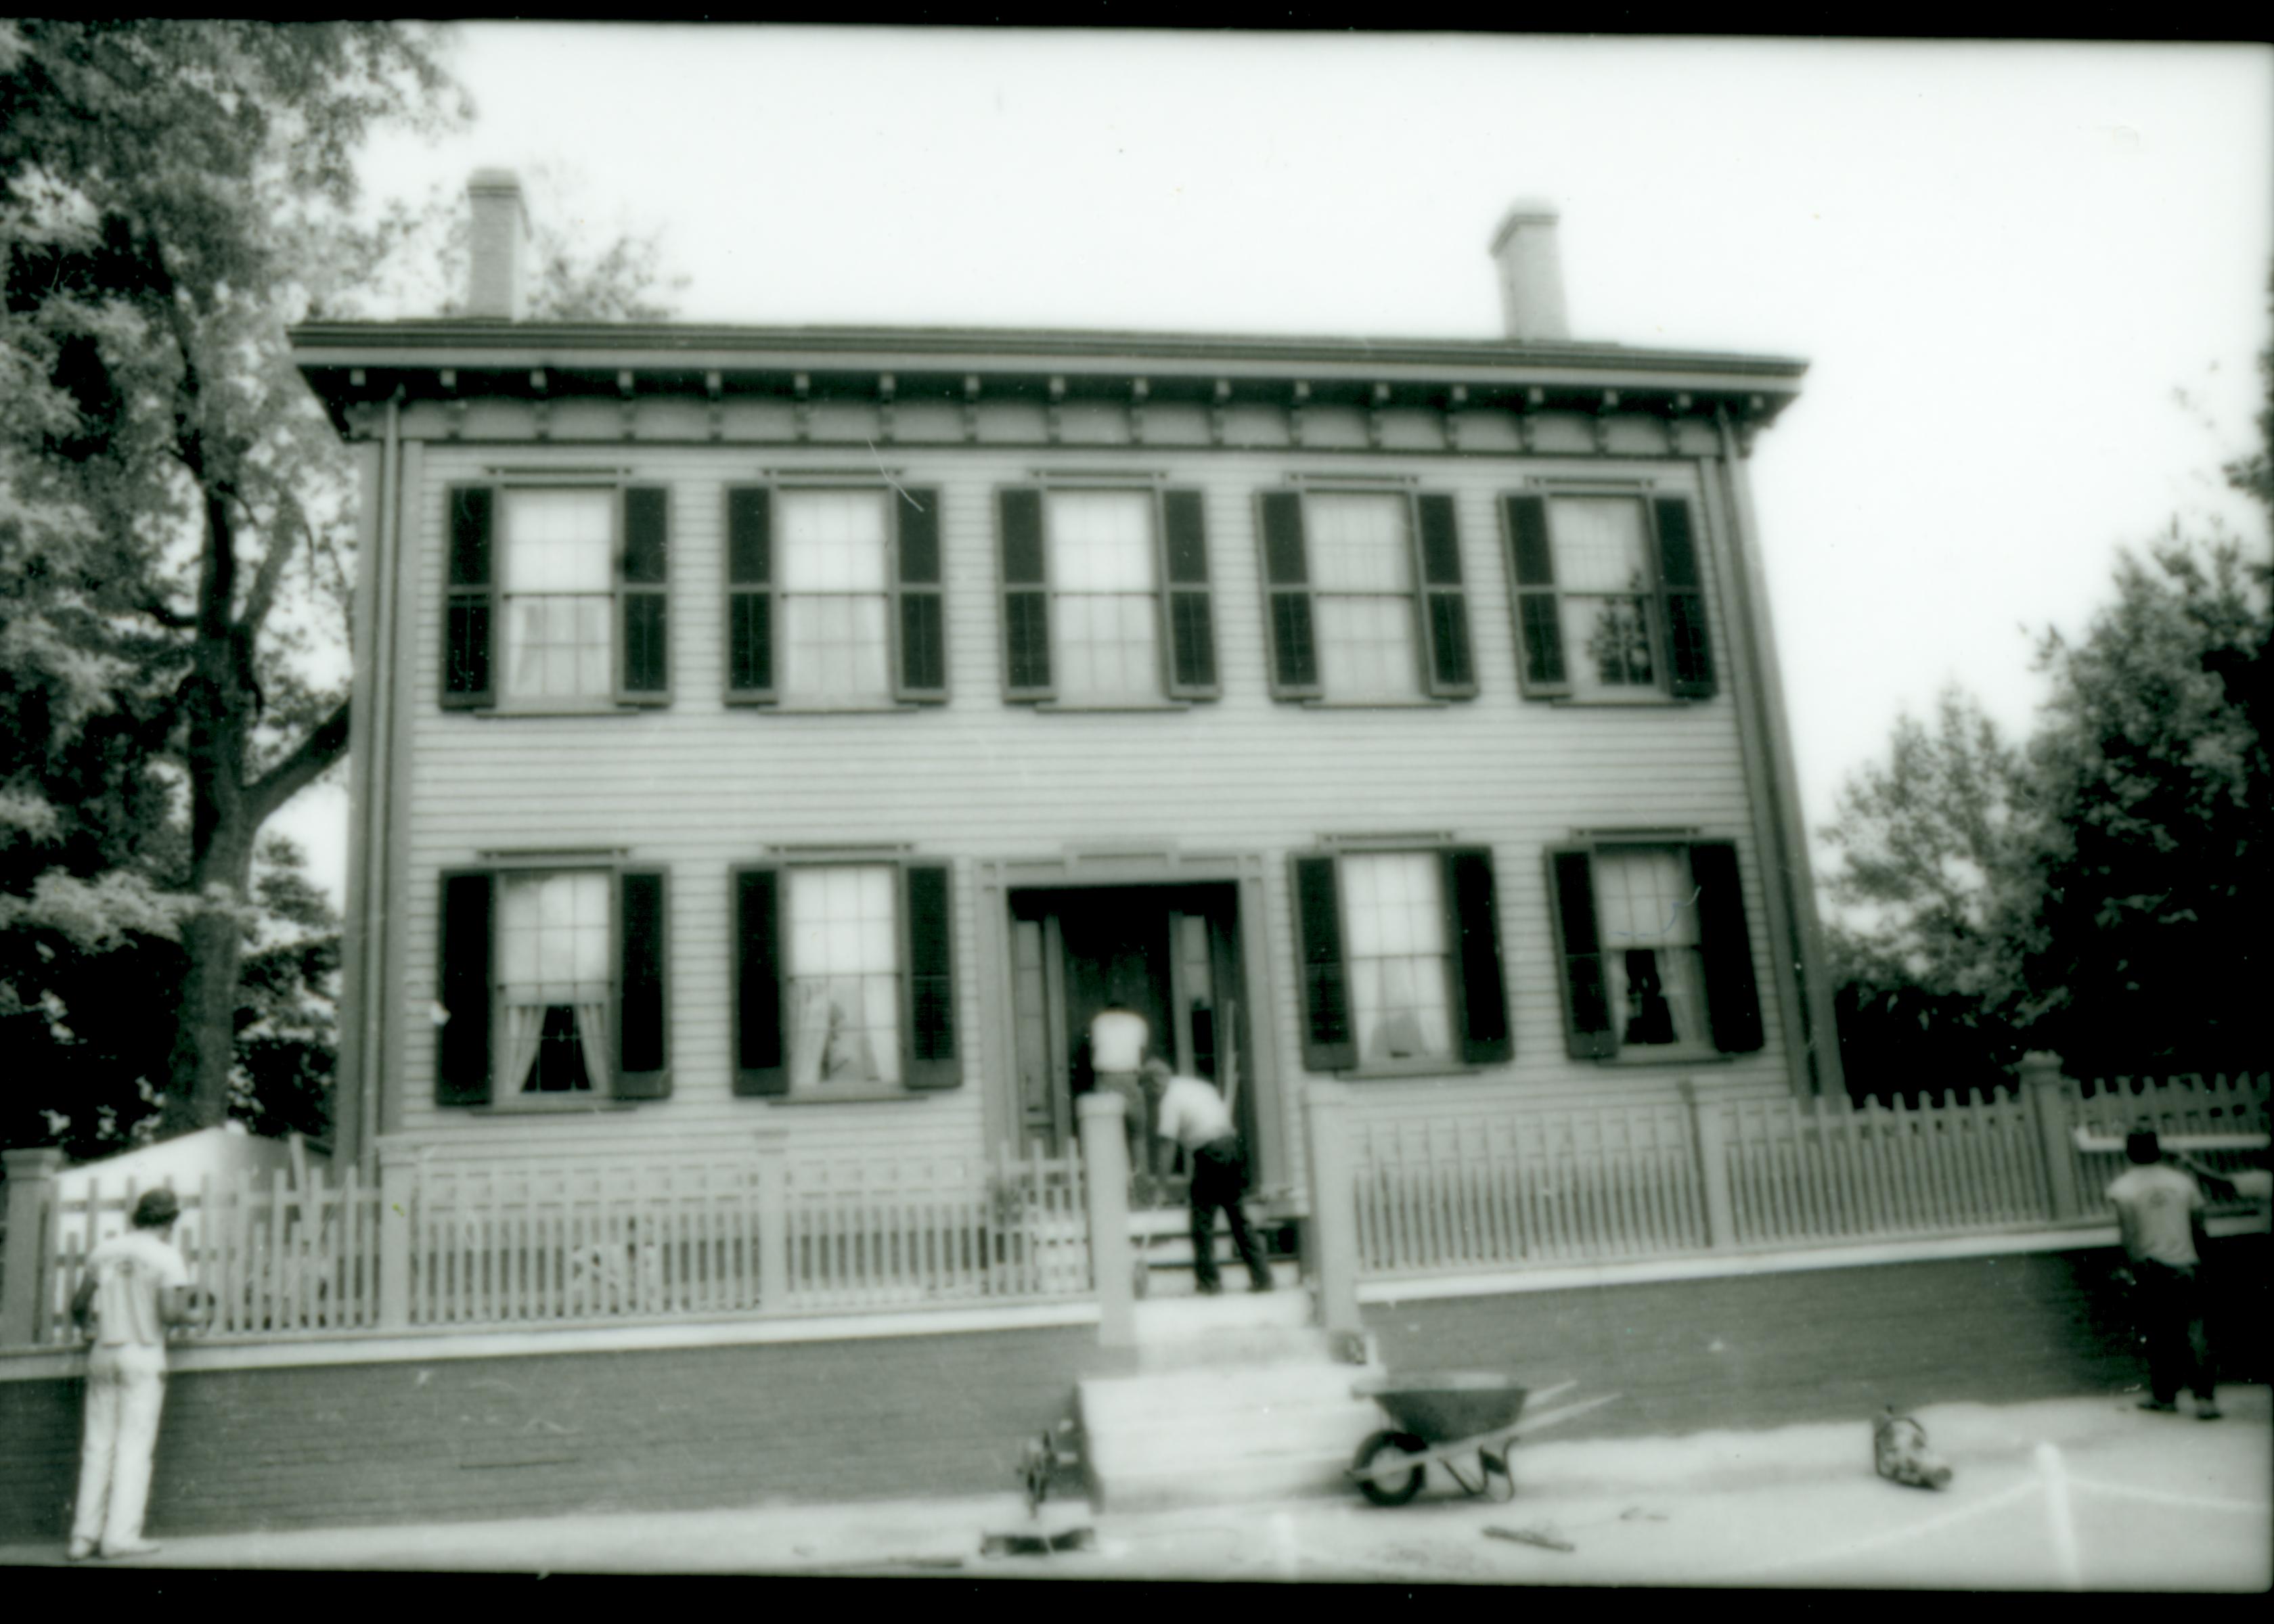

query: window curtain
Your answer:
[503,1003,545,1094]
[574,999,612,1093]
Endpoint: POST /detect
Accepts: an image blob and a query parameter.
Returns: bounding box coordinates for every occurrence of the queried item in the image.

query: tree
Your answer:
[2016,538,2270,1070]
[1,22,684,1146]
[1819,689,2041,1098]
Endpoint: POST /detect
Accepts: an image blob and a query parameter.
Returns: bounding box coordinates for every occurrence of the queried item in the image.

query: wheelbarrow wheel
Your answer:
[1354,1430,1429,1506]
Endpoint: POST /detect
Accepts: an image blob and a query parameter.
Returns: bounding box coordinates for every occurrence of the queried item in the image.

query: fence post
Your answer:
[1303,1080,1365,1349]
[1,1148,66,1347]
[2020,1052,2080,1222]
[376,1138,416,1330]
[753,1127,789,1311]
[1077,1091,1135,1350]
[1679,1081,1737,1249]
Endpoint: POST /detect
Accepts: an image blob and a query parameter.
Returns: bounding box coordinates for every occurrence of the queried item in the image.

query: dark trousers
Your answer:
[2133,1259,2214,1403]
[1189,1137,1272,1292]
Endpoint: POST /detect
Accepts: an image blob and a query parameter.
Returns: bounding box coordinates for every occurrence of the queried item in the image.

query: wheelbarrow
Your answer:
[1347,1373,1620,1506]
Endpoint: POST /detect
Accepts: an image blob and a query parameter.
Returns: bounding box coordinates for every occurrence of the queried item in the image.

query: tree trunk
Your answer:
[162,818,256,1138]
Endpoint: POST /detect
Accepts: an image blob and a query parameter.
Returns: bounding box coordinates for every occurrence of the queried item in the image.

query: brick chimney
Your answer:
[1488,201,1569,342]
[466,169,531,320]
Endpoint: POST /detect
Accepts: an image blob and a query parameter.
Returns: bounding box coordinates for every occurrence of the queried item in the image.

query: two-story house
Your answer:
[293,173,1841,1242]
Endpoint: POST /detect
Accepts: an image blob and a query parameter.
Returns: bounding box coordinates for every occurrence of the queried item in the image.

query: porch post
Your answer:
[1680,1079,1737,1249]
[1,1148,65,1347]
[1077,1091,1136,1349]
[2020,1052,2082,1222]
[376,1138,416,1330]
[1302,1081,1364,1347]
[753,1127,790,1311]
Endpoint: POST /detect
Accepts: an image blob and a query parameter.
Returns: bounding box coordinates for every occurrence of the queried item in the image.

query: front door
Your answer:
[1008,884,1252,1173]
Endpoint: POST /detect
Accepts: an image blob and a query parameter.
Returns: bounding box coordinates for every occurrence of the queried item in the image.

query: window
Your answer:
[998,487,1216,702]
[733,861,960,1096]
[436,867,669,1106]
[442,485,671,709]
[1546,841,1763,1060]
[1258,490,1473,702]
[1289,847,1509,1073]
[726,485,943,704]
[1502,493,1714,700]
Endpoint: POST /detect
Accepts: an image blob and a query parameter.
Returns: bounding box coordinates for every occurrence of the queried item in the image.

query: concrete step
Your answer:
[1079,1361,1387,1512]
[1129,1277,1329,1370]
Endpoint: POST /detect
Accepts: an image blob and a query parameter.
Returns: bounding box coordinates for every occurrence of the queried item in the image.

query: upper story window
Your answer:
[1546,840,1762,1061]
[733,861,961,1096]
[442,484,671,710]
[1502,493,1716,702]
[1289,845,1509,1075]
[1257,489,1474,704]
[726,485,944,706]
[437,865,670,1108]
[998,487,1217,704]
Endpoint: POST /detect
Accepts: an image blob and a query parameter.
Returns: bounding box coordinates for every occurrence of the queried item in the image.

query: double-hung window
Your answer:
[732,861,960,1096]
[436,866,670,1106]
[1258,489,1474,702]
[1545,841,1764,1060]
[442,484,671,708]
[1289,846,1509,1074]
[1502,492,1715,700]
[997,486,1216,703]
[725,484,945,705]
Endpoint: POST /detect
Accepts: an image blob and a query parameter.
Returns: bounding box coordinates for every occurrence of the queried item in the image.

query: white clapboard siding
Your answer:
[388,421,1790,1188]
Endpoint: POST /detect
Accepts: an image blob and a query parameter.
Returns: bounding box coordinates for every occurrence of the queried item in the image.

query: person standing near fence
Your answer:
[2105,1125,2220,1422]
[66,1188,212,1560]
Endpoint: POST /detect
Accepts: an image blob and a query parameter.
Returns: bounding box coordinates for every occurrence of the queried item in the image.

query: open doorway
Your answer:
[1006,882,1254,1184]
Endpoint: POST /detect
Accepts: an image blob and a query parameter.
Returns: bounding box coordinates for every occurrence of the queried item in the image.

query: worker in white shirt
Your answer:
[2105,1125,2219,1420]
[66,1188,213,1560]
[1087,1001,1154,1204]
[1141,1058,1273,1294]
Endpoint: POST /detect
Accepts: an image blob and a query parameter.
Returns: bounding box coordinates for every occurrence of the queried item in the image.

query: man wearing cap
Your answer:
[2105,1125,2221,1422]
[1141,1058,1273,1295]
[66,1188,211,1560]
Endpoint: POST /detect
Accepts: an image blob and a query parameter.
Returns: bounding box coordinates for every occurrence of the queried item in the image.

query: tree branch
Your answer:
[246,696,351,827]
[238,514,297,637]
[141,596,197,630]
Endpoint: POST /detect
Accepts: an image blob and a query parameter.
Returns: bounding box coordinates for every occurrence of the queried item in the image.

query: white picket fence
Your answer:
[1345,1070,2270,1280]
[17,1146,1090,1345]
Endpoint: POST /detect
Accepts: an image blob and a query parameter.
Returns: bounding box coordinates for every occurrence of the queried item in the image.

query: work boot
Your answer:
[2137,1397,2179,1413]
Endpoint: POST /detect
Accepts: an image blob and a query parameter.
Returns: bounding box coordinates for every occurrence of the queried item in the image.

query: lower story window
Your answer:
[786,865,901,1089]
[498,871,612,1093]
[1546,840,1765,1060]
[1341,852,1454,1063]
[1593,847,1709,1052]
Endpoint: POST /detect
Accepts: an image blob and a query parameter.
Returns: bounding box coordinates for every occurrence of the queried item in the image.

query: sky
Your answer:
[271,26,2274,914]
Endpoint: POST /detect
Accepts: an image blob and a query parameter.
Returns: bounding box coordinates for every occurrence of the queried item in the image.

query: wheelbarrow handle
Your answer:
[1507,1392,1622,1439]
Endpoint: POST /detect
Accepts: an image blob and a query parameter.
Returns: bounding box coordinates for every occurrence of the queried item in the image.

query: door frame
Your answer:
[975,851,1290,1208]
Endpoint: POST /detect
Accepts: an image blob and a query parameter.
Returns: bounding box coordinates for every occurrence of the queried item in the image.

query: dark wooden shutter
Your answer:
[1445,849,1511,1064]
[1259,492,1320,698]
[1416,494,1476,698]
[895,489,948,701]
[1503,495,1567,696]
[443,487,495,708]
[1291,855,1355,1070]
[999,488,1052,699]
[438,871,493,1105]
[1161,489,1218,699]
[616,870,669,1097]
[725,487,774,702]
[1546,849,1616,1059]
[1690,842,1764,1053]
[1652,497,1716,699]
[619,487,670,702]
[733,868,786,1096]
[903,863,960,1089]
